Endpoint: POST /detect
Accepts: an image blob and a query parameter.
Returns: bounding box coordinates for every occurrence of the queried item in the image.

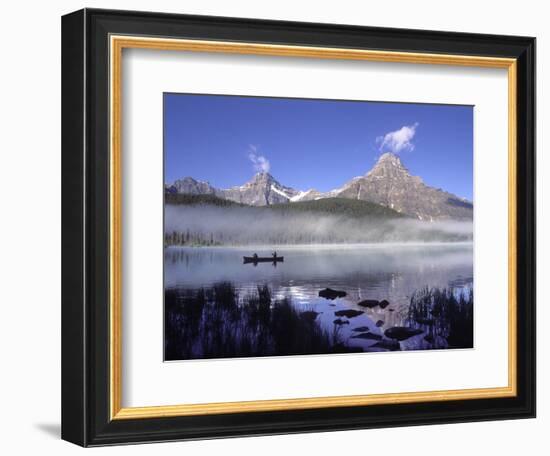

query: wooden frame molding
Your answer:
[109,35,518,421]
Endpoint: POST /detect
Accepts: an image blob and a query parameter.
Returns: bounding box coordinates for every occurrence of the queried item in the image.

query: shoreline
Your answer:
[165,241,474,250]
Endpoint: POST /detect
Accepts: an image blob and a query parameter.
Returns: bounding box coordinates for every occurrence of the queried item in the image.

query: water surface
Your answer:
[165,243,473,354]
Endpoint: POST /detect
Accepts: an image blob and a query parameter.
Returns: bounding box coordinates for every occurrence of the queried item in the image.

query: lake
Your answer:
[164,243,473,359]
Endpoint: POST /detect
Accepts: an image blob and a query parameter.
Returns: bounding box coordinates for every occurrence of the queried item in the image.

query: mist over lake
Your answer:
[164,203,473,246]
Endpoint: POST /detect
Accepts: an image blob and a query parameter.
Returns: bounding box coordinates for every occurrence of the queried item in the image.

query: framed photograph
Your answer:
[62,8,535,446]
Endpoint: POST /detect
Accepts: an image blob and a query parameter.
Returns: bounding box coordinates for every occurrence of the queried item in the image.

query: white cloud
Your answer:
[377,123,419,154]
[248,145,270,173]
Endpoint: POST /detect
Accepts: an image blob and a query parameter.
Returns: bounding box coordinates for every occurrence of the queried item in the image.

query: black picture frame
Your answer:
[62,8,535,447]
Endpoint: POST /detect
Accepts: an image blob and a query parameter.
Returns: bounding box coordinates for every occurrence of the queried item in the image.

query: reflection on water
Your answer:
[166,243,472,302]
[165,244,473,358]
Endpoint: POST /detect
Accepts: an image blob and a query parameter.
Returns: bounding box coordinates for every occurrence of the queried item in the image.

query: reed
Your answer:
[407,286,473,349]
[165,282,337,360]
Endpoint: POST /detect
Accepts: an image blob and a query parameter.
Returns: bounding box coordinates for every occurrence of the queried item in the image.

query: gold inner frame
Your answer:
[109,35,518,420]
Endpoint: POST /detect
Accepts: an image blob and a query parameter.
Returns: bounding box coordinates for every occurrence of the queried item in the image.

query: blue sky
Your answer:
[164,93,473,200]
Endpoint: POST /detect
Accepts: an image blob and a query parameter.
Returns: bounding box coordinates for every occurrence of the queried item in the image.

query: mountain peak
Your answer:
[367,152,411,178]
[253,171,274,178]
[248,171,277,185]
[171,176,217,195]
[376,152,404,167]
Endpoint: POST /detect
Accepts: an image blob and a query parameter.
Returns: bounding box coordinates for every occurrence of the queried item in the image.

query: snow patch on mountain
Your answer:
[270,184,292,200]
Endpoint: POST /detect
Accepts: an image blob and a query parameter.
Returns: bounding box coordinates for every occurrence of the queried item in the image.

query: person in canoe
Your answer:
[243,253,283,264]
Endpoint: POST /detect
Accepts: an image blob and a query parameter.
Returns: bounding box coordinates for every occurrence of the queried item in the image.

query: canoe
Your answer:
[243,256,284,263]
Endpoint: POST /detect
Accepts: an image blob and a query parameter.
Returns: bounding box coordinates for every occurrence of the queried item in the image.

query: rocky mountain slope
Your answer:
[168,172,300,206]
[220,172,300,206]
[166,152,473,220]
[332,153,473,221]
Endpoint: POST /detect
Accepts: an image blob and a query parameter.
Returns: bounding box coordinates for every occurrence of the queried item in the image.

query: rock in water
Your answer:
[352,326,370,332]
[371,339,401,351]
[384,326,423,341]
[351,332,382,341]
[376,320,384,327]
[319,288,347,300]
[333,318,350,326]
[357,299,379,308]
[334,309,364,318]
[379,300,390,309]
